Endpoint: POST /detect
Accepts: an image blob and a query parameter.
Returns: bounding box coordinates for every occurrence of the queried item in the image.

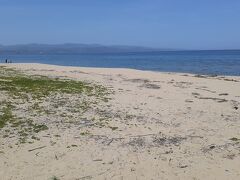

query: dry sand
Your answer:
[0,63,240,180]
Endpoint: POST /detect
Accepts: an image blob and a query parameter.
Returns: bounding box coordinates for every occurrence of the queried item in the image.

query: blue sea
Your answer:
[1,50,240,76]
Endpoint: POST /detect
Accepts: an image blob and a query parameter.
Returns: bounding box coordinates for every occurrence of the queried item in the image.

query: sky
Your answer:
[0,0,240,49]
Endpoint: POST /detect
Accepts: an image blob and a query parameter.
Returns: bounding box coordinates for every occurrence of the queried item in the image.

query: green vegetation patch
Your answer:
[109,126,118,131]
[0,66,111,143]
[50,176,60,180]
[0,74,107,100]
[230,137,240,141]
[0,102,14,128]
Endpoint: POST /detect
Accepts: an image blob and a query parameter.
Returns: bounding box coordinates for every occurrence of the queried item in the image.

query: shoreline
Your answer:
[0,63,240,180]
[1,62,240,78]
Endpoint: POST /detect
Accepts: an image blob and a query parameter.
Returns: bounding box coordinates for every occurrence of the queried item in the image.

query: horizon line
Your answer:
[0,43,240,51]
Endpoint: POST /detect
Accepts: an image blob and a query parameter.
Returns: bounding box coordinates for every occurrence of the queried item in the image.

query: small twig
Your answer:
[107,139,114,145]
[188,135,203,139]
[42,135,51,138]
[107,138,124,145]
[90,135,108,138]
[97,168,111,176]
[79,175,92,180]
[28,146,46,152]
[129,133,156,138]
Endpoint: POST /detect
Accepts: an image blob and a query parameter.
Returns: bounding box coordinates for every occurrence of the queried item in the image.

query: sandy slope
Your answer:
[0,63,240,180]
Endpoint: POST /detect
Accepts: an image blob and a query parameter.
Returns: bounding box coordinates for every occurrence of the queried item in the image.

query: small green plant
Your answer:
[109,126,118,131]
[33,124,49,133]
[51,176,60,180]
[230,137,240,141]
[0,103,14,128]
[80,131,90,136]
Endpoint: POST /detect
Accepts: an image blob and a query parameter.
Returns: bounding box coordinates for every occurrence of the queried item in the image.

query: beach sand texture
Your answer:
[0,63,240,180]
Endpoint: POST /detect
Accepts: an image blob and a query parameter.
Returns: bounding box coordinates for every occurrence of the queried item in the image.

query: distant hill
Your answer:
[0,44,175,55]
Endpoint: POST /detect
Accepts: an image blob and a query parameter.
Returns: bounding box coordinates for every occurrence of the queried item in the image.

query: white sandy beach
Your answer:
[0,63,240,180]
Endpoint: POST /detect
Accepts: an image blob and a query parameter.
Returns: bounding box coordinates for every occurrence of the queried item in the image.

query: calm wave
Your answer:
[1,50,240,76]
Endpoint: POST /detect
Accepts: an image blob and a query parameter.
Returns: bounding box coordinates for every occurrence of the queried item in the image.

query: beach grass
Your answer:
[0,66,110,143]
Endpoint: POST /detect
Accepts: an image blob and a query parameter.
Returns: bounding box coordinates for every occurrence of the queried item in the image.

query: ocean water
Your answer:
[1,50,240,76]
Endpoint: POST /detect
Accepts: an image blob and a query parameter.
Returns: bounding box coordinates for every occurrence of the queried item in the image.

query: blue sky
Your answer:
[0,0,240,49]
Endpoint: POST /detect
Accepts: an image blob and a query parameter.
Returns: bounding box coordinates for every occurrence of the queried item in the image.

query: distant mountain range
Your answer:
[0,44,176,55]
